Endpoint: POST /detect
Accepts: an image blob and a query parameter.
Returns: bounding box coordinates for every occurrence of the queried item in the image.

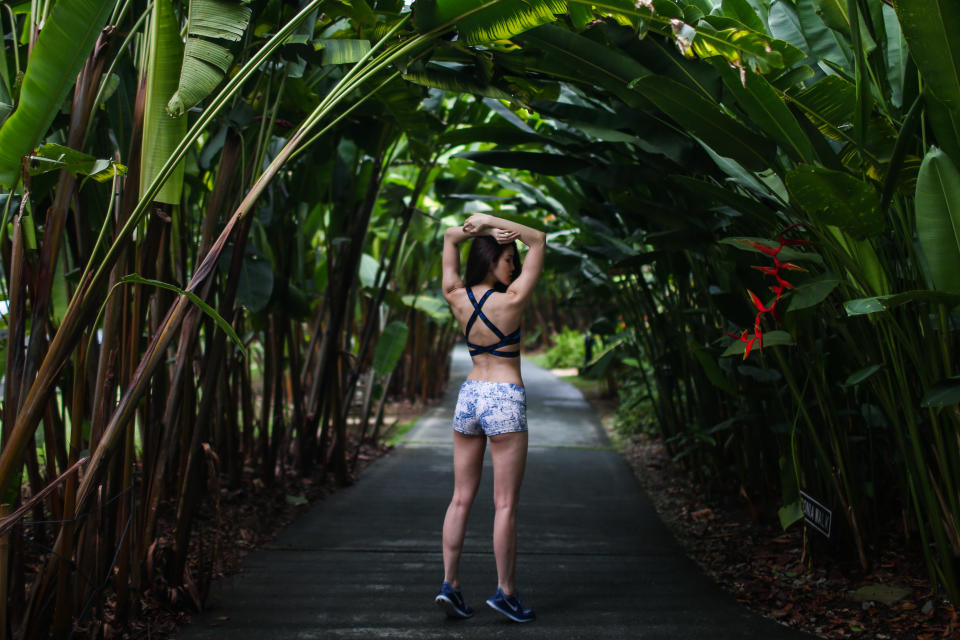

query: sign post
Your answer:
[800,489,833,539]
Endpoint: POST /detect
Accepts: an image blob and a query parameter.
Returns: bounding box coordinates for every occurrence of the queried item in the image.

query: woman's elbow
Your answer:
[533,230,547,246]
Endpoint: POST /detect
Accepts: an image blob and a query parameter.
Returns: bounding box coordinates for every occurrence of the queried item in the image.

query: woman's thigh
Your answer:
[489,431,528,503]
[452,431,486,497]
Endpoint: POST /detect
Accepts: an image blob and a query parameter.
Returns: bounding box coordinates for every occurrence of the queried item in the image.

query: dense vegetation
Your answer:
[0,0,957,636]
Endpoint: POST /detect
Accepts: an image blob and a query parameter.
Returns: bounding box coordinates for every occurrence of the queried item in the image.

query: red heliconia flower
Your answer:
[742,240,782,256]
[752,265,779,277]
[777,261,806,272]
[748,289,774,313]
[727,329,758,360]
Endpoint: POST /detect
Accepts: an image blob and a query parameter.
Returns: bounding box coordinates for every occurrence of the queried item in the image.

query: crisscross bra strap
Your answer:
[465,288,521,358]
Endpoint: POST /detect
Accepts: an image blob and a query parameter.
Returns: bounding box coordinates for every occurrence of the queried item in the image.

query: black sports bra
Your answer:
[465,289,521,358]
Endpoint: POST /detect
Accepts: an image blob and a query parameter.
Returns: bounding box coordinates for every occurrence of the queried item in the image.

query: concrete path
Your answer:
[179,347,812,639]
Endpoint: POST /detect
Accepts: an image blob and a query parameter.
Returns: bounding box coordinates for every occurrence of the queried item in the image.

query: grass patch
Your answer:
[383,417,421,446]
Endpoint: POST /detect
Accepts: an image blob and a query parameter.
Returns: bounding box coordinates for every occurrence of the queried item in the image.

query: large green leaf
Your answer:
[401,68,514,101]
[722,0,766,32]
[786,165,884,238]
[793,75,857,142]
[167,0,252,117]
[882,4,907,108]
[29,143,126,182]
[894,0,960,108]
[844,290,960,315]
[141,0,187,204]
[695,16,805,73]
[716,63,817,164]
[518,25,652,110]
[926,94,960,168]
[796,0,850,66]
[630,75,776,171]
[319,39,372,65]
[373,321,409,377]
[413,0,566,44]
[915,147,960,293]
[0,0,114,186]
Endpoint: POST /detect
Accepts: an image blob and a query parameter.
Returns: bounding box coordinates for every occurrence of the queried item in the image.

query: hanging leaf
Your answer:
[412,0,566,44]
[120,274,246,358]
[167,0,252,116]
[0,0,114,186]
[915,147,960,293]
[373,321,409,377]
[189,0,253,41]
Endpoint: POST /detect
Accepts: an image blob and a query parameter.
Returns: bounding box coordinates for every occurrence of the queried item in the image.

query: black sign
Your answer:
[800,489,832,538]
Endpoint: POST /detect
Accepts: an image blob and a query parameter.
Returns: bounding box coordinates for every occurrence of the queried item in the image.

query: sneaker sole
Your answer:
[485,599,535,623]
[436,595,473,619]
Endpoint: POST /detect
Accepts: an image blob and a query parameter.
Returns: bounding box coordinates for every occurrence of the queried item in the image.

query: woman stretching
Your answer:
[434,213,546,623]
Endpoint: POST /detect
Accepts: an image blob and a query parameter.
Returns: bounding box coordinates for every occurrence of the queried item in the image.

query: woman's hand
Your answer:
[462,214,492,236]
[491,228,519,244]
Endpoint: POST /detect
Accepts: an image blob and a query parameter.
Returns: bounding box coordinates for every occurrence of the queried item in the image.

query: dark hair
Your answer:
[464,236,521,288]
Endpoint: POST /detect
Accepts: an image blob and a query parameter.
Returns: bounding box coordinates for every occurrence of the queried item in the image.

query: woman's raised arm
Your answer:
[463,214,546,302]
[441,226,471,302]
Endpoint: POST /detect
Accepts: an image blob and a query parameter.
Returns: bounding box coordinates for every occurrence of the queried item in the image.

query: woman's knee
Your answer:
[493,494,518,514]
[450,490,477,512]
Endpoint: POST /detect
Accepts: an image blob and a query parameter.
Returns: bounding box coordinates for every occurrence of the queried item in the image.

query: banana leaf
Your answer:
[786,165,884,238]
[630,75,776,171]
[518,25,653,110]
[141,0,187,204]
[412,0,566,44]
[915,147,960,293]
[894,0,960,108]
[0,0,114,186]
[715,62,817,164]
[167,0,252,116]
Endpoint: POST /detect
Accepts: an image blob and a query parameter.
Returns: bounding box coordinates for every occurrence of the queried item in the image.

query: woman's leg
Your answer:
[489,430,528,595]
[442,431,486,587]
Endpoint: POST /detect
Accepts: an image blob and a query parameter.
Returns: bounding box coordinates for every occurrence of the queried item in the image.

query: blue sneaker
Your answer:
[486,587,535,622]
[435,581,473,619]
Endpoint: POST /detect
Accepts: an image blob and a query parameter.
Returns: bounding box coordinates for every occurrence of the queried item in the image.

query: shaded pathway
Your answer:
[179,347,812,639]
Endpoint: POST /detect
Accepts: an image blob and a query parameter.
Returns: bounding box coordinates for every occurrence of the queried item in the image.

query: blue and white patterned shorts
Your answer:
[453,380,527,437]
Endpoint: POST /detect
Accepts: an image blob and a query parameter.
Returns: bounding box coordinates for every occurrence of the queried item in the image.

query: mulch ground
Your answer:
[75,437,395,639]
[616,432,960,640]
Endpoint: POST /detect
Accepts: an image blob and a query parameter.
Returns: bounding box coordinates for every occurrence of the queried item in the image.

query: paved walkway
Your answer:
[179,347,812,639]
